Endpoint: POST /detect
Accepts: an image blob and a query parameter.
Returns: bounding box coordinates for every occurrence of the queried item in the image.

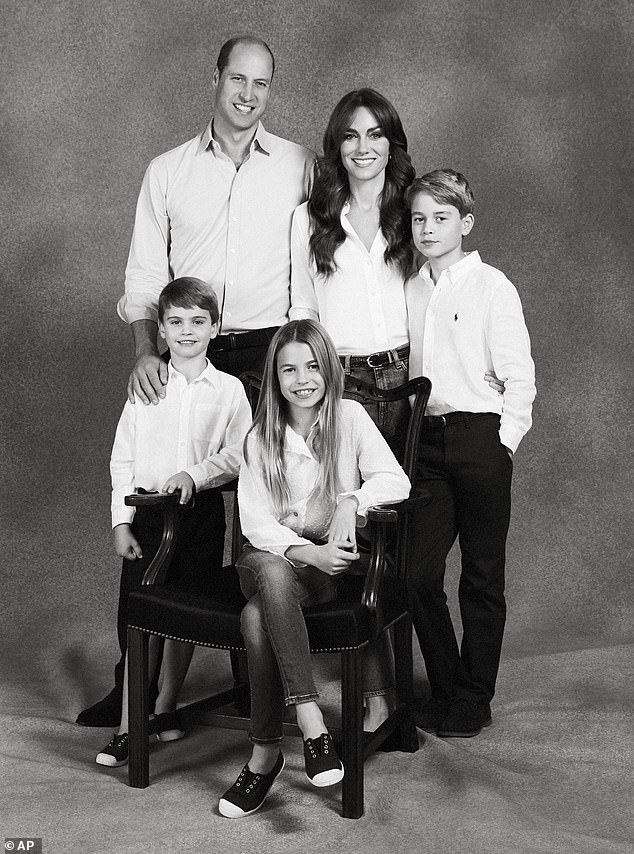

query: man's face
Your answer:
[212,43,273,133]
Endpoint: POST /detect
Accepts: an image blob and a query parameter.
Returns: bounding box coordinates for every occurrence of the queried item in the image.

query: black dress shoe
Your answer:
[414,696,452,733]
[437,697,492,738]
[76,687,122,727]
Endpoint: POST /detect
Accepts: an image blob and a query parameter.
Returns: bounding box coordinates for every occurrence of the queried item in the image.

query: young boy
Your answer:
[94,277,252,766]
[405,170,536,737]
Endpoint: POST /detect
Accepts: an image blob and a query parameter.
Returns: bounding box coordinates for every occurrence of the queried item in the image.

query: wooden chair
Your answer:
[126,374,431,818]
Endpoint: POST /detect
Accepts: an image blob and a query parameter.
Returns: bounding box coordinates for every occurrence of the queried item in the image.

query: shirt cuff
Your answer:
[499,422,524,454]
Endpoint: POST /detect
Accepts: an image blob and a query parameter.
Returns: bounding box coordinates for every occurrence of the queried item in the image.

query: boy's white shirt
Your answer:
[405,251,536,453]
[110,359,252,527]
[238,398,410,559]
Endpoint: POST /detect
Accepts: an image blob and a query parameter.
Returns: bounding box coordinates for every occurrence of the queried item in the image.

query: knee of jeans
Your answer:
[240,597,266,640]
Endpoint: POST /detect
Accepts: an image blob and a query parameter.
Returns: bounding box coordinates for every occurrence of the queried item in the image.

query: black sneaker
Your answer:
[218,752,285,818]
[303,733,344,787]
[96,733,129,767]
[437,698,492,738]
[414,696,451,733]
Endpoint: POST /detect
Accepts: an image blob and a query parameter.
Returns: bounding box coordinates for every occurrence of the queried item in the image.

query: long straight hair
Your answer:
[245,320,345,517]
[308,88,415,278]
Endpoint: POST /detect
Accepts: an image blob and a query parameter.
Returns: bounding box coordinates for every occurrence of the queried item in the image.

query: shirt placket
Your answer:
[176,381,192,471]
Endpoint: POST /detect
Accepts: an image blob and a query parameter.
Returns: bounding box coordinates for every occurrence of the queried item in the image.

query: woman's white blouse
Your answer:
[289,202,409,355]
[238,399,410,558]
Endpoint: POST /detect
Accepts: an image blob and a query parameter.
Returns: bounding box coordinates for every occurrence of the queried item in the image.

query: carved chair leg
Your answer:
[341,649,364,819]
[128,627,150,788]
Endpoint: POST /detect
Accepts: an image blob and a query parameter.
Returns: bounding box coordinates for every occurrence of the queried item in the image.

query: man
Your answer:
[77,36,315,726]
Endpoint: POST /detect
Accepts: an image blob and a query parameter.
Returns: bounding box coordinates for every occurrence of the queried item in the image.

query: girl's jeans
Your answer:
[237,545,393,745]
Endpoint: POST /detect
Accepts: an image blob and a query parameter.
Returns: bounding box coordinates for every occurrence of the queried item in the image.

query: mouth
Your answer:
[293,388,317,398]
[351,157,376,167]
[233,103,255,114]
[177,339,198,345]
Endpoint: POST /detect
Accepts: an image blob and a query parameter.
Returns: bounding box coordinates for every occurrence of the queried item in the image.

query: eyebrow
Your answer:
[344,124,382,133]
[411,207,454,215]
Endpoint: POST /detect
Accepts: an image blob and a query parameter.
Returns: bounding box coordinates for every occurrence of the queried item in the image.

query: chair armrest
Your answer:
[361,488,431,636]
[124,491,181,586]
[366,488,431,524]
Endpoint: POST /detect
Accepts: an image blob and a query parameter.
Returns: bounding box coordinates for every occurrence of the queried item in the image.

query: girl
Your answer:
[218,320,410,818]
[290,88,415,455]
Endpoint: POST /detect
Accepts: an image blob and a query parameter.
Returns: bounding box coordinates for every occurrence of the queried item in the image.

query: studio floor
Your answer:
[2,641,632,854]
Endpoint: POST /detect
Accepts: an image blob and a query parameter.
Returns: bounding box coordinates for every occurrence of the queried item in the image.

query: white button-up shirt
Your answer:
[110,360,252,526]
[119,122,315,334]
[289,202,409,355]
[405,251,536,453]
[238,399,410,558]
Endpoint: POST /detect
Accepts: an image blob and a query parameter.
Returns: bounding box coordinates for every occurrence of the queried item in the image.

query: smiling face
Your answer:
[410,191,474,274]
[159,304,218,362]
[212,42,273,135]
[276,341,326,421]
[339,106,390,184]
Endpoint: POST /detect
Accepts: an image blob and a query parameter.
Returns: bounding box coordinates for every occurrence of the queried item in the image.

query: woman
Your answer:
[290,88,415,454]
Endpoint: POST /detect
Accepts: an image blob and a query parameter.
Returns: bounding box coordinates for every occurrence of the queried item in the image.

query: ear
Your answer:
[461,213,475,236]
[209,321,219,340]
[212,66,220,90]
[158,322,166,340]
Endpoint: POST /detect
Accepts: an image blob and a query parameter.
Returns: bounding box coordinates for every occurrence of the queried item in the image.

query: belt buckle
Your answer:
[366,352,383,368]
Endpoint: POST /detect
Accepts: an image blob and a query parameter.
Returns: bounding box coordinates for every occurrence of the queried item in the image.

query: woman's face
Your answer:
[339,106,390,183]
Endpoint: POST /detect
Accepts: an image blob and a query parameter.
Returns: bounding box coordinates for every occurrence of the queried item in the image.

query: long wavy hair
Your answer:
[308,88,415,278]
[245,320,345,517]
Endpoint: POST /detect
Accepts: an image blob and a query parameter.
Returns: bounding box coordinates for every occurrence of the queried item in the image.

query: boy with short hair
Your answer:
[94,277,252,766]
[405,169,536,737]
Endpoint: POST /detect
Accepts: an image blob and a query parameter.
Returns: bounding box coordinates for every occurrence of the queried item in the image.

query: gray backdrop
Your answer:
[2,0,632,711]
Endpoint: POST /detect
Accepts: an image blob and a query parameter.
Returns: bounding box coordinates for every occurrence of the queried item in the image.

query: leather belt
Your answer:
[209,326,280,352]
[339,344,410,369]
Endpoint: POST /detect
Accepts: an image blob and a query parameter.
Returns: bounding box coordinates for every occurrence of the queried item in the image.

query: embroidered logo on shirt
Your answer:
[454,313,458,321]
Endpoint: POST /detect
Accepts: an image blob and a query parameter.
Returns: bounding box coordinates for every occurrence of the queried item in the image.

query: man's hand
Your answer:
[162,471,195,504]
[485,371,505,394]
[128,353,168,405]
[128,319,168,405]
[113,524,143,560]
[328,496,359,550]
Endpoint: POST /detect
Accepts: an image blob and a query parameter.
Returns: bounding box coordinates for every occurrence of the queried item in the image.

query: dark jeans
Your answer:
[341,354,410,459]
[113,488,226,692]
[408,413,512,705]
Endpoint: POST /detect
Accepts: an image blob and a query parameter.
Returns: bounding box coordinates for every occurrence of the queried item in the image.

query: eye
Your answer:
[369,130,384,139]
[255,80,269,88]
[169,318,181,325]
[308,362,320,371]
[342,132,356,142]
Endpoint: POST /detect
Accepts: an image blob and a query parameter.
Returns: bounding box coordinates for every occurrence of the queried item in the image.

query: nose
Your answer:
[355,134,369,153]
[295,368,310,384]
[240,80,254,102]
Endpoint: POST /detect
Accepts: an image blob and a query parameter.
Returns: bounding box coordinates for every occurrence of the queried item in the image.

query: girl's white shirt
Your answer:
[238,399,410,559]
[289,202,409,355]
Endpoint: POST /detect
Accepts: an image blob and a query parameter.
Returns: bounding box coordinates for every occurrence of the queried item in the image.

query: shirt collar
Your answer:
[419,250,482,284]
[167,358,218,386]
[197,120,271,157]
[340,201,387,250]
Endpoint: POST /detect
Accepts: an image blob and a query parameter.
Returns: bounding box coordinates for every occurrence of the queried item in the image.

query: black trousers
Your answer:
[409,413,512,705]
[113,488,225,693]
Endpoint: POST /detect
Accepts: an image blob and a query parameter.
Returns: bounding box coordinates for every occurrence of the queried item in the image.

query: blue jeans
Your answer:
[237,545,393,745]
[341,354,410,458]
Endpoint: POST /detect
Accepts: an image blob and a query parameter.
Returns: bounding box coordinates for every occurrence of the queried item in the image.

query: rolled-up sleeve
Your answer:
[289,204,320,322]
[118,159,171,325]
